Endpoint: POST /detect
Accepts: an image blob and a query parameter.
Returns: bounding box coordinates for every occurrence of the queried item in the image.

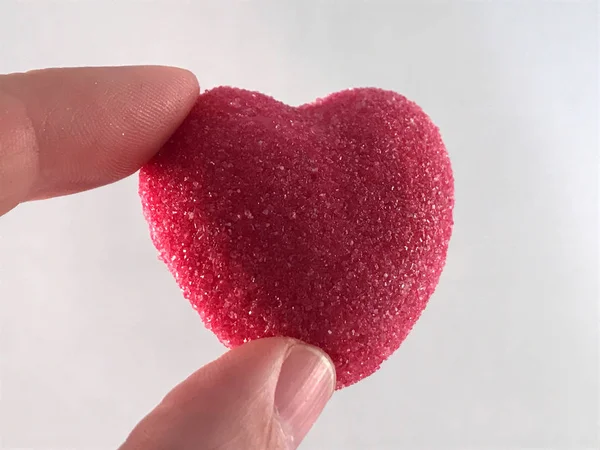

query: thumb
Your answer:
[119,337,336,450]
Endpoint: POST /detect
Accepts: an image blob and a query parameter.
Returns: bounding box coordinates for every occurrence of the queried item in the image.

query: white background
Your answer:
[0,1,597,449]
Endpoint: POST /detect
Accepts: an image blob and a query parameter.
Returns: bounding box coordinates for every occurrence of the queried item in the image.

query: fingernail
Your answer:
[274,344,336,448]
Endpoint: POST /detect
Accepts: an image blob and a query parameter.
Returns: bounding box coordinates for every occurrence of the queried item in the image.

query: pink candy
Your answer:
[139,87,454,388]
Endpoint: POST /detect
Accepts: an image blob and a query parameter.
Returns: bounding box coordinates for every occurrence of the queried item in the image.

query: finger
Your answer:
[0,65,199,215]
[119,338,335,450]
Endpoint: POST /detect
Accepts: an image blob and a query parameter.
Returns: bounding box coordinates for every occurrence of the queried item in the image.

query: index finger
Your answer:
[0,65,199,216]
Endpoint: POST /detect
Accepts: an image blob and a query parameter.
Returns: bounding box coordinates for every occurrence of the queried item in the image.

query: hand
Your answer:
[0,66,335,449]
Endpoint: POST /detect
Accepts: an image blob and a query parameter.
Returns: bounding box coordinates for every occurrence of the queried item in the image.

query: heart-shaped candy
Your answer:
[139,87,454,388]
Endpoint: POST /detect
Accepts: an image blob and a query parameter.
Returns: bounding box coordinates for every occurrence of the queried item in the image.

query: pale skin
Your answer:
[1,66,336,449]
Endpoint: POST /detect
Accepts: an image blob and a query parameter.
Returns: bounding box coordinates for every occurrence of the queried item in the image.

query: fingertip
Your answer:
[0,65,201,211]
[120,337,335,450]
[159,66,199,95]
[123,65,199,109]
[275,342,336,447]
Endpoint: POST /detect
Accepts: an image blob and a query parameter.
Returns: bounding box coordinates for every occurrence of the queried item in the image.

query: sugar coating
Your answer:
[139,87,454,389]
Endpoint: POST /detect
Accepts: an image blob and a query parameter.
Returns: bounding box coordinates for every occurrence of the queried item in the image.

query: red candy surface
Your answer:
[139,87,454,388]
